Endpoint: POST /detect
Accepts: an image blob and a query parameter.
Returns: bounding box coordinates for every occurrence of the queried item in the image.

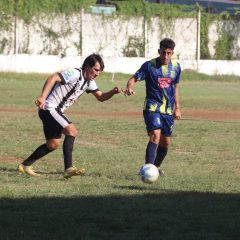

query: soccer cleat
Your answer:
[18,163,41,177]
[63,166,85,179]
[158,168,165,177]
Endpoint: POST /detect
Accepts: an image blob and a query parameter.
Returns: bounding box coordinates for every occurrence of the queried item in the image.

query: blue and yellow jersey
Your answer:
[134,57,181,115]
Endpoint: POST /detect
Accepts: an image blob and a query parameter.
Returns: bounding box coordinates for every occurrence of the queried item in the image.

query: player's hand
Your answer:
[113,87,124,94]
[35,96,46,109]
[174,108,181,120]
[124,88,135,96]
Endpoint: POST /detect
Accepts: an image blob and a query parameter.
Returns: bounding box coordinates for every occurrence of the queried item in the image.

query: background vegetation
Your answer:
[0,71,239,239]
[0,0,239,59]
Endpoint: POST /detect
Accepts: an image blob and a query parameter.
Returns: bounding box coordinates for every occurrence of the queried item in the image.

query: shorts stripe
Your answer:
[49,109,71,128]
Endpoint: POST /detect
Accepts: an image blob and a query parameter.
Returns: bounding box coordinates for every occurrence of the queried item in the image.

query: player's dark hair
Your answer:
[159,38,175,50]
[82,53,105,71]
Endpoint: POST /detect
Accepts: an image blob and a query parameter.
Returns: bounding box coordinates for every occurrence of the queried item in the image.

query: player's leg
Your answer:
[18,143,53,176]
[143,111,162,164]
[18,138,61,176]
[18,109,62,176]
[62,124,85,178]
[21,139,59,167]
[154,135,170,175]
[154,114,174,174]
[145,129,161,164]
[62,123,77,170]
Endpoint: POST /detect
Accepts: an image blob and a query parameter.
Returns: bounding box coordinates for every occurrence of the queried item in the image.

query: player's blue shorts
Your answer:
[143,110,174,136]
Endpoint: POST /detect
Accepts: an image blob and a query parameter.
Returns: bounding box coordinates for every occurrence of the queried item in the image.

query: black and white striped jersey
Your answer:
[44,68,99,112]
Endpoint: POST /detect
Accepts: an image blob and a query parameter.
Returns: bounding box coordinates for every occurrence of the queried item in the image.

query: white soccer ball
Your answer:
[139,163,159,184]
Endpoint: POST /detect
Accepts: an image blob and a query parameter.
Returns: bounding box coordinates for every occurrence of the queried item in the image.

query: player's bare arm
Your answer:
[124,76,136,96]
[92,87,123,102]
[174,83,181,120]
[35,73,61,109]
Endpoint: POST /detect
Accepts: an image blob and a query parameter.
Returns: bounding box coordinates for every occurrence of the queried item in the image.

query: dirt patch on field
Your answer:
[0,107,240,122]
[182,109,240,122]
[0,107,239,164]
[0,156,21,164]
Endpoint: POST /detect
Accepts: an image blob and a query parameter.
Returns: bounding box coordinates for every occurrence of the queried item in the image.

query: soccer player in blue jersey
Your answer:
[18,53,123,178]
[125,38,181,175]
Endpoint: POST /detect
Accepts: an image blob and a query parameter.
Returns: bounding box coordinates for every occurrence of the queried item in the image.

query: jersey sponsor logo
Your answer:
[62,69,75,80]
[158,77,172,89]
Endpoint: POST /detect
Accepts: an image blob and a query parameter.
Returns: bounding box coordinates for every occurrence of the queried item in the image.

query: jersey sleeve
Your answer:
[57,68,80,84]
[134,61,149,81]
[175,63,181,84]
[86,80,99,93]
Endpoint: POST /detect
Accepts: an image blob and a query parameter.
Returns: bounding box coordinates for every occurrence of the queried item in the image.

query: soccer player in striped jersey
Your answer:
[124,38,182,176]
[18,53,123,178]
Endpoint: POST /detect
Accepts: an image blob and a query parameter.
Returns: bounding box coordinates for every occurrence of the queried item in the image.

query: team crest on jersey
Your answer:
[158,77,172,88]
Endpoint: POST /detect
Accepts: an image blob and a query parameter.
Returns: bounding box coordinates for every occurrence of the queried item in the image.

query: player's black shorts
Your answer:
[38,109,71,139]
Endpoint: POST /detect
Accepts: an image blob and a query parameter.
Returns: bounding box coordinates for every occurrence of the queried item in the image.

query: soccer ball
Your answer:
[139,163,159,184]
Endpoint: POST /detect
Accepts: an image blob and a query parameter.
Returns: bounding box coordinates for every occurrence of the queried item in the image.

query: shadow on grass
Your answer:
[0,191,239,240]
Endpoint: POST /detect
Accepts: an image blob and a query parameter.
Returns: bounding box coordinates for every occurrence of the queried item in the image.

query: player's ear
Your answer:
[158,49,161,55]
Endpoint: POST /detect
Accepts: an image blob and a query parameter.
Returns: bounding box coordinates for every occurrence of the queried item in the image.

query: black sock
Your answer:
[154,146,168,168]
[145,142,158,164]
[63,135,75,170]
[22,144,53,166]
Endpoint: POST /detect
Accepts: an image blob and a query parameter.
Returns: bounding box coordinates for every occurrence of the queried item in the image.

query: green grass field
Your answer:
[0,71,239,240]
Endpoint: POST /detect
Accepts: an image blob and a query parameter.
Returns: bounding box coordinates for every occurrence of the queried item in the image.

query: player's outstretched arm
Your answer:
[124,76,136,96]
[92,87,123,102]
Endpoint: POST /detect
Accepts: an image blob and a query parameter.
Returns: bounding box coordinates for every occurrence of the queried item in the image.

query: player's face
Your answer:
[85,62,101,80]
[158,48,174,65]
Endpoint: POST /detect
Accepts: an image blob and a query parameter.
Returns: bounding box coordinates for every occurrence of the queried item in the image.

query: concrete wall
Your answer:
[1,54,240,76]
[1,12,198,59]
[3,12,237,60]
[1,12,240,75]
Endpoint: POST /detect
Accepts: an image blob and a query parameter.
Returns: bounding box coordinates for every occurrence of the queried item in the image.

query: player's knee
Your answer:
[153,137,160,144]
[63,125,78,137]
[149,131,161,144]
[150,135,160,144]
[47,141,60,150]
[160,142,170,148]
[159,137,171,148]
[67,129,78,137]
[74,128,78,137]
